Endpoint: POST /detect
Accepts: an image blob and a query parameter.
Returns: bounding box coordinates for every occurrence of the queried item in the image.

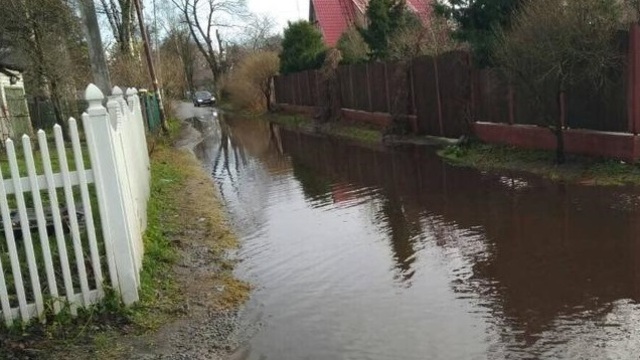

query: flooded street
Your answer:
[189,107,640,360]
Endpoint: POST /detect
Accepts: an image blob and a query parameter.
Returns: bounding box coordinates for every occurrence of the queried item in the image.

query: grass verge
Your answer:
[267,113,382,144]
[439,142,640,186]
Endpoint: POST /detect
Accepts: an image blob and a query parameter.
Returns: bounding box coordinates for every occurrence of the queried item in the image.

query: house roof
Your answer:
[310,0,433,47]
[311,0,356,47]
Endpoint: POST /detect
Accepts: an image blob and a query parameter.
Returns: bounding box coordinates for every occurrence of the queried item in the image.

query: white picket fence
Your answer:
[0,84,150,325]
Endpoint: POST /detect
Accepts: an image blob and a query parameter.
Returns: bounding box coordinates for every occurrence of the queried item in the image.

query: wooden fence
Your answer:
[274,34,631,139]
[0,84,149,325]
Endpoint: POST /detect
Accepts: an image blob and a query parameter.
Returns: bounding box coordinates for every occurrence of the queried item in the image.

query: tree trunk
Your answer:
[49,79,68,136]
[119,0,134,55]
[555,126,565,164]
[265,91,272,112]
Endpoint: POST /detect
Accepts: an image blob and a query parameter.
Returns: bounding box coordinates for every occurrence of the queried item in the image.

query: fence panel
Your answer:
[308,71,318,107]
[303,71,313,106]
[438,51,472,138]
[350,64,370,112]
[513,78,558,127]
[567,71,627,132]
[0,118,103,324]
[0,83,151,325]
[369,62,389,113]
[412,56,439,135]
[475,68,511,124]
[338,65,354,109]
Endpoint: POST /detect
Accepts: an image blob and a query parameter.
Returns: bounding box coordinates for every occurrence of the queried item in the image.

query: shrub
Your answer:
[225,51,280,113]
[280,21,326,74]
[337,28,369,64]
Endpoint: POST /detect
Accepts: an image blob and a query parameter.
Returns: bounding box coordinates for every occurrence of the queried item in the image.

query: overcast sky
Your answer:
[246,0,310,33]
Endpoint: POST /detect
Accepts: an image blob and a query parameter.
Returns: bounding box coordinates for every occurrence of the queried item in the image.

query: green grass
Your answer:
[267,113,383,144]
[439,142,640,186]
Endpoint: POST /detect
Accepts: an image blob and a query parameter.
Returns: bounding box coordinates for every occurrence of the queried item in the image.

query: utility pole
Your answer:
[133,0,169,133]
[78,0,111,96]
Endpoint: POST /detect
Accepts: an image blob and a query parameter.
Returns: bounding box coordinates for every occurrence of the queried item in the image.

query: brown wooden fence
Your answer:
[274,37,632,139]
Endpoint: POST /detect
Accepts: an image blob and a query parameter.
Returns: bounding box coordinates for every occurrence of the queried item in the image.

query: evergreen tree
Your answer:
[360,0,413,60]
[280,21,326,74]
[434,0,523,66]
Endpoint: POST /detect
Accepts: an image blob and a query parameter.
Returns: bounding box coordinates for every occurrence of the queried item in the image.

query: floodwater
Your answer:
[189,107,640,360]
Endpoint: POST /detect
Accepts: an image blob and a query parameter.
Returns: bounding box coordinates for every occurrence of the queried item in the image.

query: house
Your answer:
[0,57,32,142]
[309,0,433,47]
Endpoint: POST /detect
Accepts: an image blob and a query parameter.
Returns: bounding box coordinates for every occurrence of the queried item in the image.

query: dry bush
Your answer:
[224,51,280,113]
[337,27,369,64]
[159,50,189,100]
[108,44,189,107]
[388,15,461,59]
[109,49,151,90]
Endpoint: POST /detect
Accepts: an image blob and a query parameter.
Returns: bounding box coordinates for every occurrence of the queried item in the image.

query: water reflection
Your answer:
[196,114,640,359]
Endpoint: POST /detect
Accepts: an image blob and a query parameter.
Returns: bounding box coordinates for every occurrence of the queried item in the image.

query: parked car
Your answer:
[193,90,216,107]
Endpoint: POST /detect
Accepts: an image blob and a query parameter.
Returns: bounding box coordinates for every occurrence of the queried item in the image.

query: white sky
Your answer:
[246,0,310,33]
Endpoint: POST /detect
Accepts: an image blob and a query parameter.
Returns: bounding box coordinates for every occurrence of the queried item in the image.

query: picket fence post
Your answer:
[126,88,151,229]
[81,84,139,305]
[109,87,143,276]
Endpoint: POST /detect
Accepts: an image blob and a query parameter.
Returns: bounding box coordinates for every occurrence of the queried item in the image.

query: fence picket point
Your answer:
[22,134,60,315]
[6,139,44,320]
[53,125,91,307]
[37,130,77,315]
[69,118,104,294]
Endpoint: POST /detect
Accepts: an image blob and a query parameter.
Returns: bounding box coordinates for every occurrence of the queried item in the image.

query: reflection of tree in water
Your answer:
[375,196,422,284]
[283,130,423,285]
[277,126,640,354]
[291,159,334,207]
[208,114,281,238]
[435,174,640,353]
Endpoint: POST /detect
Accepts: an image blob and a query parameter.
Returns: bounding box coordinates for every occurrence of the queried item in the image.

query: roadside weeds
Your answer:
[440,142,640,186]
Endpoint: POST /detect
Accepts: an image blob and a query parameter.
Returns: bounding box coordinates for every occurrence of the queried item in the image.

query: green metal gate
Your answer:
[140,92,161,134]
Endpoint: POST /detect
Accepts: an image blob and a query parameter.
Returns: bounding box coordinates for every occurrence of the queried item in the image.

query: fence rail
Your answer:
[0,84,150,325]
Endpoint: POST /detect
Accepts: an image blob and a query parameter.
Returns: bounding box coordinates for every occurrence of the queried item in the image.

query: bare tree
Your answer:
[2,0,86,130]
[98,0,136,55]
[496,0,624,164]
[162,26,198,95]
[242,14,277,51]
[171,0,248,87]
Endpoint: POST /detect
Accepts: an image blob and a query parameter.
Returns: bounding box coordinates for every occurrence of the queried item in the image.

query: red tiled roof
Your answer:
[311,0,357,47]
[407,0,433,21]
[311,0,433,47]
